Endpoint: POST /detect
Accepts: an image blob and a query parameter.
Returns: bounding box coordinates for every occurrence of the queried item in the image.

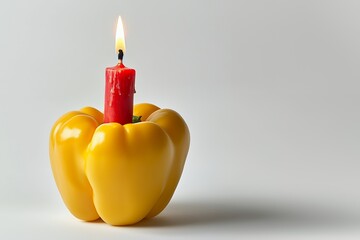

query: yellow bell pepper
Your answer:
[49,103,190,225]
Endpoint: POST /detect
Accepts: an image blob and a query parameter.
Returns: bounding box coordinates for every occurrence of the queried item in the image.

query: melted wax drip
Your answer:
[108,72,122,107]
[108,70,135,107]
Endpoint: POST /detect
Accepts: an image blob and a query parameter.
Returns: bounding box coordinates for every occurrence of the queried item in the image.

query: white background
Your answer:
[1,0,360,239]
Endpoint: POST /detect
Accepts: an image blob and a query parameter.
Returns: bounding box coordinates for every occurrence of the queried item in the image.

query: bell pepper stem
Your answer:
[132,115,142,123]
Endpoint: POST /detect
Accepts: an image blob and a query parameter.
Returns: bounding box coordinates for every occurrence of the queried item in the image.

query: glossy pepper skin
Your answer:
[49,103,190,225]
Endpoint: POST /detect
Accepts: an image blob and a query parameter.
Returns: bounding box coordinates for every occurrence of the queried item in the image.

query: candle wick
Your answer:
[118,49,124,63]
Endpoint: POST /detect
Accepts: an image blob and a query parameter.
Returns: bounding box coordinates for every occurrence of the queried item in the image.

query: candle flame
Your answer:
[115,16,126,54]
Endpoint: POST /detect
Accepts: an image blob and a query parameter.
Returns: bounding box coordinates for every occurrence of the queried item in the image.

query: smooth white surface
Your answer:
[1,197,360,240]
[1,0,360,239]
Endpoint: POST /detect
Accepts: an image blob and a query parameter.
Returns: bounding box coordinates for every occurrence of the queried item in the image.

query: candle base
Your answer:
[49,103,190,225]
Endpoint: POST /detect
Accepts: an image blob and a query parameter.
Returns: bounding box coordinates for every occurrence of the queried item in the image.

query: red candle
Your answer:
[104,16,136,124]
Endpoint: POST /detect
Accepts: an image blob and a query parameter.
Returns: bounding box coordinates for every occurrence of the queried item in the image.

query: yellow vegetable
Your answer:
[49,103,190,225]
